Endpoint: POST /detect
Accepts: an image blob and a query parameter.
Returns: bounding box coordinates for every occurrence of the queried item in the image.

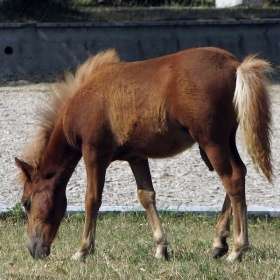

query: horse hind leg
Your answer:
[212,193,231,258]
[200,140,232,257]
[203,142,249,262]
[129,157,169,260]
[212,129,247,259]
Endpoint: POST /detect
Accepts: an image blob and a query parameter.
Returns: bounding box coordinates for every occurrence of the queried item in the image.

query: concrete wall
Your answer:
[1,19,280,77]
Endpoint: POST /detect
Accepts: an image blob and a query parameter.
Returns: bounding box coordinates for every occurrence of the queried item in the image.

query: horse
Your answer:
[15,47,273,262]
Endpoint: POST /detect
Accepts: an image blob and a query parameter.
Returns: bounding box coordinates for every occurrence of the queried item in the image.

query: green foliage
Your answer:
[1,0,74,12]
[0,0,77,22]
[5,202,26,222]
[78,0,215,7]
[264,0,280,6]
[0,0,279,22]
[0,0,216,10]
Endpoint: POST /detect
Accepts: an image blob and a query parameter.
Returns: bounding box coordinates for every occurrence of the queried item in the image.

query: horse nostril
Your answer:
[35,243,50,259]
[27,238,50,259]
[27,243,35,258]
[35,246,50,259]
[27,235,37,258]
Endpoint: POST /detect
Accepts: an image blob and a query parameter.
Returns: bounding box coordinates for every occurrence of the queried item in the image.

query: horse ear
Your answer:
[15,157,34,180]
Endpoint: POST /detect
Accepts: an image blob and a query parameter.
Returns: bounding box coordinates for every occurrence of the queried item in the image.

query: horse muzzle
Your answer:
[27,236,51,259]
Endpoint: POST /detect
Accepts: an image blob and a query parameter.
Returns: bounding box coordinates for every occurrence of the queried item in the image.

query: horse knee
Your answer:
[85,196,102,213]
[223,176,245,199]
[138,189,156,209]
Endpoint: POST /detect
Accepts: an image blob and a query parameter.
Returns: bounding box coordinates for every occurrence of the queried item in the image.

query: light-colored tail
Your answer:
[233,55,273,182]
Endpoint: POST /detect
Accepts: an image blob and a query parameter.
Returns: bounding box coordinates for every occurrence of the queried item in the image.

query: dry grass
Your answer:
[1,212,280,279]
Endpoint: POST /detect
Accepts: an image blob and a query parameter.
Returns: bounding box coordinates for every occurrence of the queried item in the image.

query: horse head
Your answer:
[15,158,67,259]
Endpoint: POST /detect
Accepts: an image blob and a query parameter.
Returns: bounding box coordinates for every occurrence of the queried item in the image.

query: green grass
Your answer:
[1,211,280,279]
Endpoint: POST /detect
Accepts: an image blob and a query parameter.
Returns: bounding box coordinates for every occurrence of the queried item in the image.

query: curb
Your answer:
[1,205,280,218]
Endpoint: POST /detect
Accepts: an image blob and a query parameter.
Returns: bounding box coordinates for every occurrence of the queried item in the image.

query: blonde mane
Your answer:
[19,49,120,181]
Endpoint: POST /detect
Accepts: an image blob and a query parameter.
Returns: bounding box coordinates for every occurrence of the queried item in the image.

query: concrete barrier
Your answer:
[1,19,280,77]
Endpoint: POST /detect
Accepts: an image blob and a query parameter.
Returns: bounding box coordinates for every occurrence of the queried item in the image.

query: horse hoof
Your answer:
[155,247,169,261]
[164,247,170,261]
[226,246,250,262]
[226,251,241,262]
[212,246,229,259]
[71,251,86,261]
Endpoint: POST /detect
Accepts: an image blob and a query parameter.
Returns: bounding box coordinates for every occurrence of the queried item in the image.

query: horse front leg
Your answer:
[212,194,231,258]
[72,151,107,260]
[129,157,169,260]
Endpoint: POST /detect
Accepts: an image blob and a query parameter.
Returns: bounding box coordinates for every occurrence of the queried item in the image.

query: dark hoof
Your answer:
[212,246,229,259]
[156,247,169,261]
[164,247,169,261]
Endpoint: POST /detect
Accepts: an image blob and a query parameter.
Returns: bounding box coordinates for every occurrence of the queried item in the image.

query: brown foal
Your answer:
[16,47,273,262]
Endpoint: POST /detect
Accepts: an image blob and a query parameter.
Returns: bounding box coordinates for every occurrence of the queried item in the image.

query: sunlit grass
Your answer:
[1,212,280,279]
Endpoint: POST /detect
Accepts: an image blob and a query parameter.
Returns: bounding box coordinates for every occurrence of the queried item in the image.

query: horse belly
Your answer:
[134,128,195,159]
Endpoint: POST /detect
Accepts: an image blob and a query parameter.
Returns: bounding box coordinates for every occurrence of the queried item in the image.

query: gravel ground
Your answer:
[1,77,280,209]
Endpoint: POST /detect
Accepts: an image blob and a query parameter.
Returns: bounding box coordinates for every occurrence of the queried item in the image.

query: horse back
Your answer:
[63,47,240,159]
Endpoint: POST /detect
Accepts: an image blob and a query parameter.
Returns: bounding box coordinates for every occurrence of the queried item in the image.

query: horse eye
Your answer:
[22,200,31,211]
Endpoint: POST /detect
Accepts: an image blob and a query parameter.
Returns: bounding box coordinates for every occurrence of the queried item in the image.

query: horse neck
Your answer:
[40,117,81,189]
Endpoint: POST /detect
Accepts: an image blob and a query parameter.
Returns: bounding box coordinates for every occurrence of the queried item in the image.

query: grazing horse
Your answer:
[15,47,273,262]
